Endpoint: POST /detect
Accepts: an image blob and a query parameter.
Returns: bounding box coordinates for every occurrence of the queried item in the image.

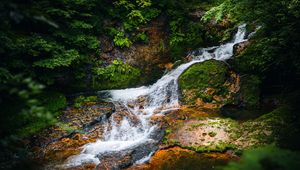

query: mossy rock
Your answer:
[179,60,228,90]
[179,59,236,106]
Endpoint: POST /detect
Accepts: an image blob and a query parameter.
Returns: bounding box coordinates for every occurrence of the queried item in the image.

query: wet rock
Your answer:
[112,110,140,126]
[82,105,115,131]
[100,36,114,53]
[149,114,164,124]
[127,103,135,109]
[233,41,250,56]
[96,140,159,170]
[111,103,141,125]
[40,134,97,162]
[31,102,115,167]
[64,163,96,170]
[126,147,238,170]
[158,62,173,71]
[171,60,184,70]
[137,96,146,104]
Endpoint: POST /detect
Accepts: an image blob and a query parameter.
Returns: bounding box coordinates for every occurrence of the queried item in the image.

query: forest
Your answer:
[0,0,300,169]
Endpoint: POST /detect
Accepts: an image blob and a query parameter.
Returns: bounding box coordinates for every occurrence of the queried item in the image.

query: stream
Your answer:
[63,24,248,169]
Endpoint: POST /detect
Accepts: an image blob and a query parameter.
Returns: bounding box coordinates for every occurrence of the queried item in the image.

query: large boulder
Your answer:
[178,60,240,109]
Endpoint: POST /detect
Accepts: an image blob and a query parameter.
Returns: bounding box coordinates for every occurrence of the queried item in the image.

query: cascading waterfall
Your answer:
[64,24,248,168]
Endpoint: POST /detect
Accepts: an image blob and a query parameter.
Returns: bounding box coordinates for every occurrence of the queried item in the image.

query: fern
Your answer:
[33,49,80,69]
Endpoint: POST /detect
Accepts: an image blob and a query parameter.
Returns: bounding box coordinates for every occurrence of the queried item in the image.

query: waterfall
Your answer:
[64,24,248,168]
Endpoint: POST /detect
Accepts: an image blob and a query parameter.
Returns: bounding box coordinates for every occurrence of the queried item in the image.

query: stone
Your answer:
[179,60,240,109]
[126,147,237,170]
[100,36,114,53]
[233,41,250,56]
[30,102,115,168]
[96,140,160,169]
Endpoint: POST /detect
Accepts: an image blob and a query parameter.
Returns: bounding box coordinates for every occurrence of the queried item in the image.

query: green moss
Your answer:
[165,129,172,134]
[208,131,217,137]
[179,60,229,104]
[184,142,237,153]
[191,123,205,128]
[179,60,228,90]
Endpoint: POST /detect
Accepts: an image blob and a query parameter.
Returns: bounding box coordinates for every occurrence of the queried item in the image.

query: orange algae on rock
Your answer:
[126,147,237,170]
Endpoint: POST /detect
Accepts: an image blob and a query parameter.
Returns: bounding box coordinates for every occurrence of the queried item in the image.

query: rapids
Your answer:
[64,24,248,168]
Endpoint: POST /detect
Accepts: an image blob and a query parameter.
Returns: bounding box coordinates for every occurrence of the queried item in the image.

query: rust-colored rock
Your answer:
[233,41,250,56]
[126,147,238,170]
[31,102,114,168]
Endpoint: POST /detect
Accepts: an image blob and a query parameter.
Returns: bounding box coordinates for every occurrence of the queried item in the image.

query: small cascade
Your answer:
[64,24,248,168]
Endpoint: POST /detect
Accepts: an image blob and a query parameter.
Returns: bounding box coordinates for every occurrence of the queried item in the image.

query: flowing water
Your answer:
[64,24,248,168]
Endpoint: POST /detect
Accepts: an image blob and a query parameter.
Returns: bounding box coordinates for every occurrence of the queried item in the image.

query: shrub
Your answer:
[92,60,141,89]
[223,146,300,170]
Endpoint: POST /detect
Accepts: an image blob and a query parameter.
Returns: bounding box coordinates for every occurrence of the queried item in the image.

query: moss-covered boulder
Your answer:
[179,60,240,108]
[162,106,298,153]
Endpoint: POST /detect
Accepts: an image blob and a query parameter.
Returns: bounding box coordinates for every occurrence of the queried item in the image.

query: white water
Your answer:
[64,24,248,168]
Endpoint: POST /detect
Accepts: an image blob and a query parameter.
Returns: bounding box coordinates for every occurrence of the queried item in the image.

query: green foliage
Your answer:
[74,95,97,108]
[113,31,132,48]
[0,67,13,83]
[165,129,172,134]
[202,0,234,23]
[208,131,217,137]
[92,60,141,89]
[40,92,67,112]
[0,75,55,137]
[168,18,205,60]
[0,0,106,140]
[0,1,300,169]
[203,0,300,91]
[127,10,147,24]
[223,146,300,170]
[114,0,160,31]
[135,32,149,43]
[162,0,234,61]
[108,0,160,47]
[33,49,80,69]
